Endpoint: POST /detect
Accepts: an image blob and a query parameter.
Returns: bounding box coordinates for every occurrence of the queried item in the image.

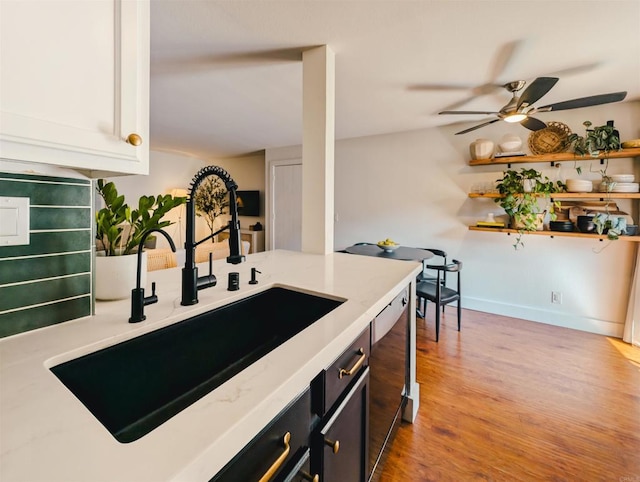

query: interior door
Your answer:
[272,162,302,251]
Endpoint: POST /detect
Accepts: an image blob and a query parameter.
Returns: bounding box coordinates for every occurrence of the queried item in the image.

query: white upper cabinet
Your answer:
[0,0,150,177]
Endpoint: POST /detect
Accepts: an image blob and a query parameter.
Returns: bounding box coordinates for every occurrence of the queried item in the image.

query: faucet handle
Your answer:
[249,268,261,285]
[144,282,158,306]
[196,253,217,290]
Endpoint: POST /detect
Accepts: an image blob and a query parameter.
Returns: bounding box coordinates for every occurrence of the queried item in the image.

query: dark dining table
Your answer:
[344,244,434,262]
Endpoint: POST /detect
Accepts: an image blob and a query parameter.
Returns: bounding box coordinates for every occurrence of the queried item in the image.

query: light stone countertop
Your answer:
[0,249,420,482]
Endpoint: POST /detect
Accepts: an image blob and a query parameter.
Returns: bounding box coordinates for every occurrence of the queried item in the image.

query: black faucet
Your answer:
[181,166,245,306]
[129,228,176,323]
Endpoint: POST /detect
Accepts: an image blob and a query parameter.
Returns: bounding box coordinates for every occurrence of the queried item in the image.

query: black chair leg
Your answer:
[457,301,461,331]
[435,302,441,342]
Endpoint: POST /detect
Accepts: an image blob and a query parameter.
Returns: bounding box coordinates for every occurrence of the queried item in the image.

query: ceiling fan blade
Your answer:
[439,110,500,115]
[517,77,559,109]
[437,95,484,113]
[408,83,475,91]
[545,61,601,79]
[455,119,500,135]
[538,91,627,112]
[520,116,547,131]
[488,39,524,82]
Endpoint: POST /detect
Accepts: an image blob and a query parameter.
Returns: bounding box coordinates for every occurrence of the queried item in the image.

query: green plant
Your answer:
[495,168,565,249]
[95,179,186,256]
[193,176,229,240]
[567,120,621,175]
[593,213,627,241]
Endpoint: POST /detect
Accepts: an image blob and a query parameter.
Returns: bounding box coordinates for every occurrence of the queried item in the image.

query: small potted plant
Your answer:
[95,179,186,299]
[593,213,627,241]
[495,168,565,249]
[567,120,621,178]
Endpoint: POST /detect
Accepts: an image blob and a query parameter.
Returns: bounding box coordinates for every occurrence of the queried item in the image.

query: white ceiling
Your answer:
[150,0,640,159]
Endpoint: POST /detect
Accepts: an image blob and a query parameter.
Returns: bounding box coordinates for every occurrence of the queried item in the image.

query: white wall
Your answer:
[268,101,640,337]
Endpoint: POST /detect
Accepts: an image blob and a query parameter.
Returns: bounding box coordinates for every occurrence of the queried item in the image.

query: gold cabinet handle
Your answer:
[338,348,365,379]
[258,432,291,482]
[299,471,320,482]
[325,438,340,454]
[126,133,143,146]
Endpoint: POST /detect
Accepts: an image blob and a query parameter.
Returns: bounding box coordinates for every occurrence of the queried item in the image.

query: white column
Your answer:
[301,45,335,254]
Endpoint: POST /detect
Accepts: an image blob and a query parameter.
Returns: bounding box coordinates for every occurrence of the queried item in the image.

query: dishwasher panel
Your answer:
[368,286,409,481]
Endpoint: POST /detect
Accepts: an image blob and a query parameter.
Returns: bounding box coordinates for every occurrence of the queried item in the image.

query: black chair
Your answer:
[416,248,447,284]
[416,248,448,313]
[416,259,462,342]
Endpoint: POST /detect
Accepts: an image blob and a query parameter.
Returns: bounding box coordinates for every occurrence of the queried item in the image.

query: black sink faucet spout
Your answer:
[130,228,176,323]
[181,165,245,306]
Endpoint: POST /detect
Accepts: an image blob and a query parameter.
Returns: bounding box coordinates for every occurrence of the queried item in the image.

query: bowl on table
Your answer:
[377,242,399,252]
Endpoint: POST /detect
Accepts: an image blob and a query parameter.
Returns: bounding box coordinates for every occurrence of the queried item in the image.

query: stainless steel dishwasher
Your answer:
[368,286,409,482]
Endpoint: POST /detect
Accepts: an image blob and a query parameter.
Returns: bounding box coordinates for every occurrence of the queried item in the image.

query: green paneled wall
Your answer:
[0,172,92,338]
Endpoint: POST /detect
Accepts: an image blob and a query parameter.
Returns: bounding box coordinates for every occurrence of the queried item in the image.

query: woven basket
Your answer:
[528,121,572,155]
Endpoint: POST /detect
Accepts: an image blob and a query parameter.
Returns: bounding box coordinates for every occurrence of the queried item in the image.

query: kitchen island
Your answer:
[0,249,421,481]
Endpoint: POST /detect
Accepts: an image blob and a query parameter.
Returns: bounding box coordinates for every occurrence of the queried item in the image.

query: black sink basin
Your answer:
[51,287,344,443]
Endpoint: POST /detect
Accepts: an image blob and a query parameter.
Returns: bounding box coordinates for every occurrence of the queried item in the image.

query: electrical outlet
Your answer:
[551,291,562,304]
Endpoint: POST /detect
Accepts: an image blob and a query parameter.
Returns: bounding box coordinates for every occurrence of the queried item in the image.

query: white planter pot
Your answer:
[95,252,147,301]
[523,179,535,192]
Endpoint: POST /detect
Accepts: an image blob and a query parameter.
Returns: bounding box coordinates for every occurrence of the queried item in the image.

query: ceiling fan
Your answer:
[439,77,627,135]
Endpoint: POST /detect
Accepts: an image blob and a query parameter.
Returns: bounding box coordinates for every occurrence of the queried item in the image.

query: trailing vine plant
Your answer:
[567,120,621,176]
[495,168,565,250]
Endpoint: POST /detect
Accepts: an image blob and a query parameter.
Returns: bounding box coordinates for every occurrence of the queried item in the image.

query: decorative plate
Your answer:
[527,121,572,155]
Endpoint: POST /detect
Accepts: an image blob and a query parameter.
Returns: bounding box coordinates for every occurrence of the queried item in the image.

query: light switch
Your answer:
[0,197,30,246]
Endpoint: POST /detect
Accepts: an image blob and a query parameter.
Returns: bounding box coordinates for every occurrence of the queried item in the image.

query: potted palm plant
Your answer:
[495,168,565,249]
[95,179,186,300]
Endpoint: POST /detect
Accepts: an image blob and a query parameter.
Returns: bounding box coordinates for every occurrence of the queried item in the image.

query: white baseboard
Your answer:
[462,297,624,338]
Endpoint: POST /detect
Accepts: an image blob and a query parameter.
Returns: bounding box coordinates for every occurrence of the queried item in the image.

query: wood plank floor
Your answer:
[379,305,640,482]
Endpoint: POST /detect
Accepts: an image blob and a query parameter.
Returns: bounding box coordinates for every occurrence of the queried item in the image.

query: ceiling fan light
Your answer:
[504,113,527,123]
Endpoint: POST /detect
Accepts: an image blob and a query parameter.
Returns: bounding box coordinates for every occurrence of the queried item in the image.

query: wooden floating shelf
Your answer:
[468,147,640,166]
[468,192,640,200]
[469,226,640,242]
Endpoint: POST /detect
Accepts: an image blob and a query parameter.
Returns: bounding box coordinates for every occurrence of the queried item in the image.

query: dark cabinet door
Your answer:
[314,367,369,482]
[211,388,311,482]
[312,325,370,418]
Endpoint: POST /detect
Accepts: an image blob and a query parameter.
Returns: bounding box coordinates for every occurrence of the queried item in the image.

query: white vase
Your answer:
[469,138,494,160]
[498,134,522,153]
[95,252,147,301]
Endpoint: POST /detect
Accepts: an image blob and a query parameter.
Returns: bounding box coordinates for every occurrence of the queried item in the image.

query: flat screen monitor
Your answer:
[235,190,260,216]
